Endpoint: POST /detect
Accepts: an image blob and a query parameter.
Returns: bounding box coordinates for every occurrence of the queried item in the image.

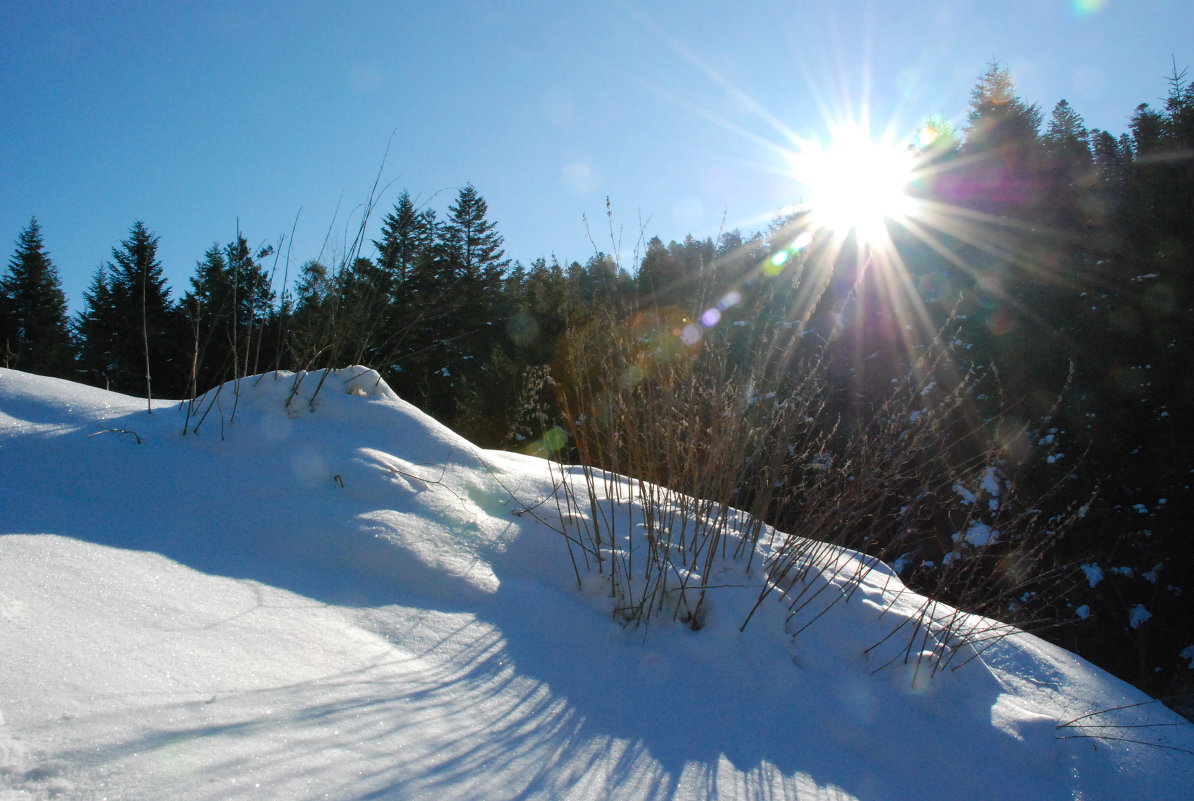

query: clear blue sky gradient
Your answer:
[2,0,1190,311]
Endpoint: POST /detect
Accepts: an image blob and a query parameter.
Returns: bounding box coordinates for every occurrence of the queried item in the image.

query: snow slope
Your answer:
[1,366,1191,801]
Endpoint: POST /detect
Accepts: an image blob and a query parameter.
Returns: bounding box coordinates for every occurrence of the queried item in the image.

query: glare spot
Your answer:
[542,427,568,452]
[562,162,599,194]
[916,125,941,148]
[718,290,742,310]
[1071,0,1107,16]
[620,364,645,390]
[507,313,539,345]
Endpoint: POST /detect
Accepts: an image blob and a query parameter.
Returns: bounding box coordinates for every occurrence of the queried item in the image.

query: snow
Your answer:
[1129,604,1153,630]
[952,521,999,548]
[980,466,1002,497]
[891,553,914,574]
[2,366,1193,800]
[1081,563,1105,588]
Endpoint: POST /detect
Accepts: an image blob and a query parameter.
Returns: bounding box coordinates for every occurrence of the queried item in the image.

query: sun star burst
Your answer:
[789,128,920,250]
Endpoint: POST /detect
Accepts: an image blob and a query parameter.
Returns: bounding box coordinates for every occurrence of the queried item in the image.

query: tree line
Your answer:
[3,62,1193,716]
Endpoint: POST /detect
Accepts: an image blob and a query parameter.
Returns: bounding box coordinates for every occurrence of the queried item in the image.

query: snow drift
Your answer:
[1,366,1191,800]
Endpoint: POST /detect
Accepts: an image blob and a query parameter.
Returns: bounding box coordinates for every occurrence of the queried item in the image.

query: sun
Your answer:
[788,127,919,248]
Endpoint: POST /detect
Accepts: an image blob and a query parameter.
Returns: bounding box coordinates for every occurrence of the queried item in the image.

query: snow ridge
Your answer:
[1,367,1192,801]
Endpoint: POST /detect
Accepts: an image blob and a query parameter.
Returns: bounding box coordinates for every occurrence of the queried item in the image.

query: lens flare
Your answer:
[719,290,742,309]
[916,125,941,148]
[789,129,919,249]
[1071,0,1107,16]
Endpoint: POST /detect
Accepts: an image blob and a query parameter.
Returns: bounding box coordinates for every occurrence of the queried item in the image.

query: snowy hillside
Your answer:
[1,366,1192,801]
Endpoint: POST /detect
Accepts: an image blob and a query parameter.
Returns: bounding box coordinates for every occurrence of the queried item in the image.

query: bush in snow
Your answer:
[525,244,1088,677]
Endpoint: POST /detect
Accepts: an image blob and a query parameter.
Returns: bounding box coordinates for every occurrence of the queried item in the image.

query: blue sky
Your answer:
[2,0,1190,311]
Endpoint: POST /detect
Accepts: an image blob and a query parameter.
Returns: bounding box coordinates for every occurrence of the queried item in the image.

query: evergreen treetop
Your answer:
[374,191,437,286]
[442,184,508,279]
[74,264,118,389]
[103,221,183,397]
[964,62,1042,150]
[0,218,73,376]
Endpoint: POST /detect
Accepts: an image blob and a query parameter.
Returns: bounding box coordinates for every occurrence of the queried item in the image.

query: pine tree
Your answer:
[74,265,118,388]
[398,185,510,430]
[1041,100,1096,244]
[575,251,628,309]
[1043,100,1092,163]
[964,63,1043,152]
[1155,65,1194,242]
[515,256,576,362]
[638,236,682,304]
[962,63,1043,211]
[105,221,182,399]
[1127,102,1167,230]
[1089,129,1131,233]
[333,256,394,366]
[441,184,508,283]
[181,234,275,394]
[282,259,333,369]
[374,191,437,288]
[0,218,73,376]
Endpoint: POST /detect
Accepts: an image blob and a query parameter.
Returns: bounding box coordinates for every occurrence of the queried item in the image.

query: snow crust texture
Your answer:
[1,366,1192,801]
